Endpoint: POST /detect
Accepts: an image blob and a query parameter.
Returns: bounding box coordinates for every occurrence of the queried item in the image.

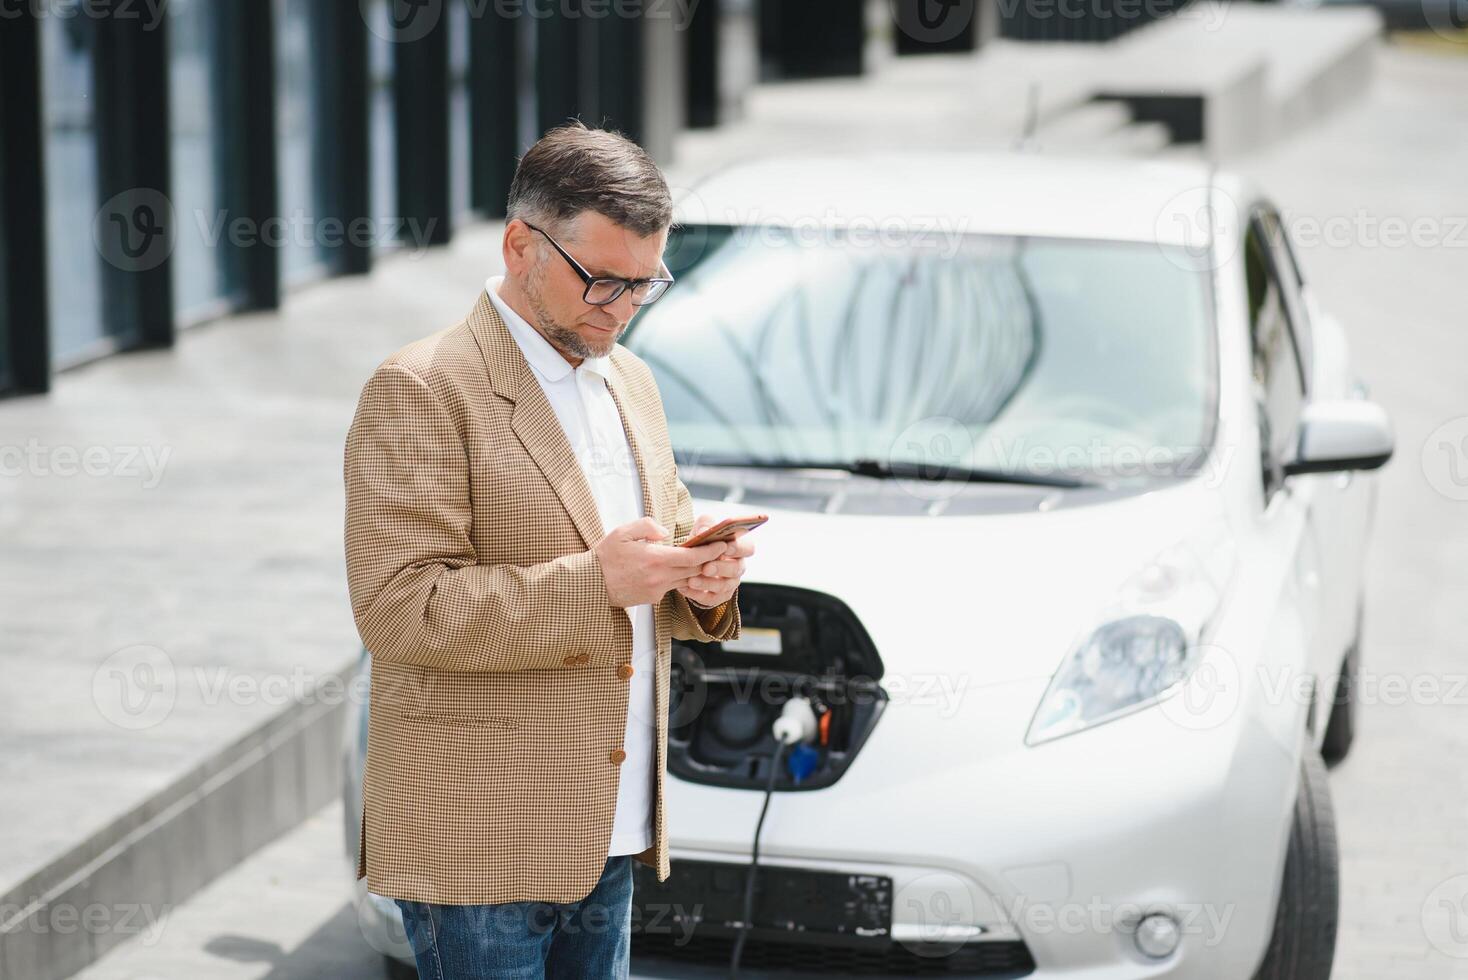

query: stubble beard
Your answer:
[525,262,623,360]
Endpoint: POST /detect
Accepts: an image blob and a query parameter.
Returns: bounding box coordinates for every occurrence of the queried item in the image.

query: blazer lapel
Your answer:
[512,382,610,549]
[466,290,608,550]
[605,361,657,524]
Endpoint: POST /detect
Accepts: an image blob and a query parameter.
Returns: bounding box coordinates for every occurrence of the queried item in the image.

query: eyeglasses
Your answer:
[523,222,675,308]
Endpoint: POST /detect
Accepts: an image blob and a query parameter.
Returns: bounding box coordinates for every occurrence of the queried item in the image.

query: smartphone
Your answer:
[680,514,768,548]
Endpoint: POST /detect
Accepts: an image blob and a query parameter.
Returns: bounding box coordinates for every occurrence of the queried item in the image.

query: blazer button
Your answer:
[617,663,634,680]
[563,654,580,666]
[610,748,627,765]
[576,653,591,665]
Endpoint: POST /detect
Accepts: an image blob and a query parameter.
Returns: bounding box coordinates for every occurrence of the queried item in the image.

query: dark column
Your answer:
[593,5,646,142]
[317,1,373,273]
[685,0,720,129]
[535,1,584,134]
[893,0,979,54]
[219,0,281,311]
[470,6,520,217]
[759,0,864,80]
[394,10,453,246]
[1000,0,1173,40]
[0,10,50,394]
[94,5,175,350]
[0,119,7,392]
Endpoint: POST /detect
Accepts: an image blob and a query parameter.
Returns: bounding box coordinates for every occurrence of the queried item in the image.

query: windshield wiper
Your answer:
[679,454,1098,489]
[846,458,1097,488]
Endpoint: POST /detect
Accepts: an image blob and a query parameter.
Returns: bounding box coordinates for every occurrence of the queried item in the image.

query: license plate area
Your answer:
[632,859,893,946]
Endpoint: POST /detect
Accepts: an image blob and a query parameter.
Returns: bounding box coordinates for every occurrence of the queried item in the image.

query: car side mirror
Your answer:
[1282,399,1394,477]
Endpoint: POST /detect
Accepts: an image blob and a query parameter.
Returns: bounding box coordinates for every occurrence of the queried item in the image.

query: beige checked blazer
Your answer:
[343,289,740,906]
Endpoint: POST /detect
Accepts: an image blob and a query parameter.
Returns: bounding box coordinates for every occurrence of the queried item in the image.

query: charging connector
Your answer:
[772,696,817,745]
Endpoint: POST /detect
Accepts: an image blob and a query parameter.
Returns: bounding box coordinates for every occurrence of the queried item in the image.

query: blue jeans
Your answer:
[394,855,634,980]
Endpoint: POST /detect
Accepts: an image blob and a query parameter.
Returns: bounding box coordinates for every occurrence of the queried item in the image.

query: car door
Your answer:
[1258,207,1365,671]
[1245,209,1334,722]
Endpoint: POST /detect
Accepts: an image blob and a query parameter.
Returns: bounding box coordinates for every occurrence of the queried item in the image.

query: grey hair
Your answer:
[505,120,672,239]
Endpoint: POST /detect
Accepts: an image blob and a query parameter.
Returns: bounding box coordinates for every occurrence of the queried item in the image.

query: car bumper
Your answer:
[650,673,1304,979]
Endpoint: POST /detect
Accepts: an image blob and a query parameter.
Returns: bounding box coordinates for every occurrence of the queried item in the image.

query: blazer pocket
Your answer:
[399,710,522,731]
[409,668,527,729]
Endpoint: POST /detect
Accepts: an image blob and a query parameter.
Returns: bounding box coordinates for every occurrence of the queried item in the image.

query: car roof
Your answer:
[676,151,1260,248]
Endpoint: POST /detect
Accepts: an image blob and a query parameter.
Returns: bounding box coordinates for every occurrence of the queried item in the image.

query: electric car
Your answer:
[343,152,1392,979]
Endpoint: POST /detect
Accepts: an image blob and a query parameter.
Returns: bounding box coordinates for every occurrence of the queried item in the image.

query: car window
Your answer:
[1244,217,1305,499]
[1256,208,1313,388]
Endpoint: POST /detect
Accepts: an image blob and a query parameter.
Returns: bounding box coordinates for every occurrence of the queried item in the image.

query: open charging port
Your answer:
[668,584,888,791]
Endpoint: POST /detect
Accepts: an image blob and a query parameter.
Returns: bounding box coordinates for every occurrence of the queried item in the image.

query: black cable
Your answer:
[729,738,788,979]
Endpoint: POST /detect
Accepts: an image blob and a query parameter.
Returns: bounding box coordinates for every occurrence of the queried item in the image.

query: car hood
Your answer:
[691,480,1234,687]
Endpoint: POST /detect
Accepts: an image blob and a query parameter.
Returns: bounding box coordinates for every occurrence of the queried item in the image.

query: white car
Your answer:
[345,151,1392,979]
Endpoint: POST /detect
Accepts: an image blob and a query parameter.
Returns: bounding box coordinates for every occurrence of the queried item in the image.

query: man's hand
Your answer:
[677,514,755,608]
[595,517,729,608]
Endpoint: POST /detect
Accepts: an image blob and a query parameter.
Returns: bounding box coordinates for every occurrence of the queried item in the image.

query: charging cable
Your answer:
[730,697,816,979]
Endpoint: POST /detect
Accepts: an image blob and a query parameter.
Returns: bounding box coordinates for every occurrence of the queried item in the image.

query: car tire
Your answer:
[384,954,418,980]
[1250,746,1339,980]
[1320,614,1361,766]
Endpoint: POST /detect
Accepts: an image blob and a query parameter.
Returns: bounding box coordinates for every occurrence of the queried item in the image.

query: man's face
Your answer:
[520,211,668,362]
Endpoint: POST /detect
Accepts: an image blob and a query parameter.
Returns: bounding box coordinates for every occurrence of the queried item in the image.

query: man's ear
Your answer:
[502,220,533,276]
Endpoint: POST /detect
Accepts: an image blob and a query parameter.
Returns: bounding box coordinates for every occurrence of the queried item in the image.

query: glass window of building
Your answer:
[43,13,118,366]
[449,0,474,225]
[0,130,8,391]
[274,0,330,284]
[168,0,244,324]
[366,0,399,253]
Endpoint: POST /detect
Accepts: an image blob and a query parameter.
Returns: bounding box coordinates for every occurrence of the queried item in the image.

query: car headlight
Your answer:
[1026,529,1235,746]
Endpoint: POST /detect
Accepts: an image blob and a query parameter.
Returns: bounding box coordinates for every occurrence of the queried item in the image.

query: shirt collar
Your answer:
[485,276,612,383]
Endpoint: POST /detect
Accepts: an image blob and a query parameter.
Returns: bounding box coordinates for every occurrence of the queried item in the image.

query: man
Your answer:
[343,121,754,979]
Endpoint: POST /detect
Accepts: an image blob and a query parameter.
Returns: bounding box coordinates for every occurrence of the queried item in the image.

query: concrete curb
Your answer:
[0,660,355,980]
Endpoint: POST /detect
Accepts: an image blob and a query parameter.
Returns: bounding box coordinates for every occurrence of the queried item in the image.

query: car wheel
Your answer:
[384,954,418,980]
[1250,746,1339,980]
[1320,616,1361,766]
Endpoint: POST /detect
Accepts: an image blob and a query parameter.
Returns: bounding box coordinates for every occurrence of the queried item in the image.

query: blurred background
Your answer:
[0,0,1465,978]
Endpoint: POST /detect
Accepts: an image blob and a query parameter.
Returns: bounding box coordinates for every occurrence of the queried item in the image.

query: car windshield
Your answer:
[624,224,1216,486]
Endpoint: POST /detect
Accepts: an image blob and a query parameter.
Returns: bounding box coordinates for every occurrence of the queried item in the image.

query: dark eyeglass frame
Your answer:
[523,221,675,308]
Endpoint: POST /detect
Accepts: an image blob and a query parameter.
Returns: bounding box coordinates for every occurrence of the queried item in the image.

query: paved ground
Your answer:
[13,30,1468,980]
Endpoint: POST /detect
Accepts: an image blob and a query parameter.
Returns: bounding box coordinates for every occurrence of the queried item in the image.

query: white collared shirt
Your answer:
[485,276,657,858]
